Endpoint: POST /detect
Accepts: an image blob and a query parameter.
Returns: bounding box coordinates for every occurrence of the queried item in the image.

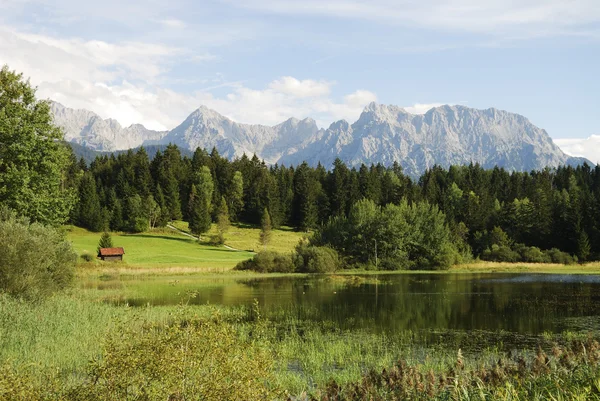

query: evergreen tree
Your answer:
[154,184,170,228]
[228,171,244,221]
[328,158,349,216]
[146,195,161,229]
[78,172,104,232]
[259,208,272,249]
[216,197,230,245]
[577,230,591,262]
[188,167,214,239]
[292,162,317,231]
[97,232,113,252]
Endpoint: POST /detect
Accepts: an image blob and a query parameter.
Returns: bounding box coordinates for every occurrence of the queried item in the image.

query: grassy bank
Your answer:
[2,292,599,400]
[450,260,600,274]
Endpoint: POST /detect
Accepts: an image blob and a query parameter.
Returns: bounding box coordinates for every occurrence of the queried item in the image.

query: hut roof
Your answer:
[98,247,125,256]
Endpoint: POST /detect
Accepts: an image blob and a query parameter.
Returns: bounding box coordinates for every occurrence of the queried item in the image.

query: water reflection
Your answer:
[83,273,600,335]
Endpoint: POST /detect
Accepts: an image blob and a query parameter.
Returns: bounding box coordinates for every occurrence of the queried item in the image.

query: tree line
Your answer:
[64,143,600,263]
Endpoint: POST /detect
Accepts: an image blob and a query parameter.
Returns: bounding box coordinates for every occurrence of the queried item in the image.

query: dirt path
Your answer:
[166,224,252,253]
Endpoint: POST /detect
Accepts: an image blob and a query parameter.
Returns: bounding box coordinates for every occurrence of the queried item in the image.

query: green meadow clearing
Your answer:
[66,223,306,271]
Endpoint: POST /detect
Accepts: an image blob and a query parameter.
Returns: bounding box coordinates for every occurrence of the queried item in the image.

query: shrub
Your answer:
[80,252,95,262]
[295,244,340,273]
[544,248,577,265]
[235,251,295,273]
[82,314,275,401]
[515,245,550,263]
[0,210,76,300]
[481,244,520,263]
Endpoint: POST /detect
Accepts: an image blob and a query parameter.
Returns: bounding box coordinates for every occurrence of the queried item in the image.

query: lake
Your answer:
[84,273,600,342]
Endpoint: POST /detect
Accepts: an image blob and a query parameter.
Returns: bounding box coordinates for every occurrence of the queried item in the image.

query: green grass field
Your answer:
[169,220,307,254]
[66,222,306,271]
[66,226,254,270]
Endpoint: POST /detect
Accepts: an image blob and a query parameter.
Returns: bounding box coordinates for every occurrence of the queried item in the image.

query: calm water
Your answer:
[85,273,600,336]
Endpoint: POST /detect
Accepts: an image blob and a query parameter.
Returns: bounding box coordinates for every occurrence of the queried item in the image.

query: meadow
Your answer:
[65,223,305,272]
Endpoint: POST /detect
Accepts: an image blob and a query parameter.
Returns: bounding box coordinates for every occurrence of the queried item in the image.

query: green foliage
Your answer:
[259,207,272,248]
[294,243,340,273]
[235,251,296,273]
[77,172,105,232]
[188,166,214,238]
[313,338,600,401]
[215,196,230,245]
[80,251,95,262]
[228,170,244,221]
[97,232,113,252]
[545,248,578,265]
[315,199,458,270]
[481,244,520,262]
[83,314,275,401]
[0,65,75,226]
[124,194,148,233]
[577,230,591,262]
[0,209,76,300]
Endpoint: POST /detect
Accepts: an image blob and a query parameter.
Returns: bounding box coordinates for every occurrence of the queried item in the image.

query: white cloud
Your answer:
[160,18,186,29]
[404,103,445,114]
[269,76,332,98]
[0,27,378,130]
[0,27,181,85]
[227,0,600,38]
[555,136,600,164]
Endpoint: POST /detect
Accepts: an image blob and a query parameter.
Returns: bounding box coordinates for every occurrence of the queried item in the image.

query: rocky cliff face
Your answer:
[52,101,587,176]
[50,101,166,151]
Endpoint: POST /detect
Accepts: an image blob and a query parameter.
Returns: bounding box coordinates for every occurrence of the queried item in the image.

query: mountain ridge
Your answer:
[50,101,591,176]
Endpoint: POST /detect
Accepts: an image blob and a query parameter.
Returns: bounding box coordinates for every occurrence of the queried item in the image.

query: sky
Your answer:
[1,0,600,161]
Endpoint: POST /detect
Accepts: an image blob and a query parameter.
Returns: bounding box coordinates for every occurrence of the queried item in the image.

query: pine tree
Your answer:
[188,167,214,240]
[259,208,272,249]
[577,230,591,262]
[292,162,317,231]
[97,232,113,253]
[146,195,161,229]
[154,184,170,228]
[216,197,230,245]
[78,172,104,232]
[228,171,244,221]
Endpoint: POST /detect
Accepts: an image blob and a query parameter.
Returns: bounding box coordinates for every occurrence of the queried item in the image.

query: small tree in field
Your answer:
[97,232,113,253]
[259,208,272,250]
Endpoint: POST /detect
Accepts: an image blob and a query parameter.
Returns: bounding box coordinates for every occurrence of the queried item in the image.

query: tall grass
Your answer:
[2,292,600,399]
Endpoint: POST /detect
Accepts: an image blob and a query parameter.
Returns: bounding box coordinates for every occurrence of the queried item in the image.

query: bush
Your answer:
[0,210,76,300]
[80,252,95,262]
[515,244,550,263]
[235,251,295,273]
[82,314,275,401]
[294,244,340,273]
[481,244,520,262]
[544,248,577,265]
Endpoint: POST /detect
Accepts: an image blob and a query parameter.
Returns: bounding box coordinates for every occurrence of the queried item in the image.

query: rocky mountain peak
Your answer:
[52,101,589,177]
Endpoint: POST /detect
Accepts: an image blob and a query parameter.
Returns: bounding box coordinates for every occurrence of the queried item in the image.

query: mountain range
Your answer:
[50,101,589,177]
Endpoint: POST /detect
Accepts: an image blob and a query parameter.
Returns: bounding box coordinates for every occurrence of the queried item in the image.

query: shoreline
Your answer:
[76,261,600,279]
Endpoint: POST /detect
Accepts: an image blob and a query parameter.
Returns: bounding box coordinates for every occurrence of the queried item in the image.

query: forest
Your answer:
[67,143,598,267]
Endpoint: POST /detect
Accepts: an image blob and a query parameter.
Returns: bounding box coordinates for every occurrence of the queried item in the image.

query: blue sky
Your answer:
[1,0,600,158]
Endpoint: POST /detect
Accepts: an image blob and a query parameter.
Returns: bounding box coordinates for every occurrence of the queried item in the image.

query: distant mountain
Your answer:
[52,101,591,176]
[66,142,193,165]
[50,101,167,151]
